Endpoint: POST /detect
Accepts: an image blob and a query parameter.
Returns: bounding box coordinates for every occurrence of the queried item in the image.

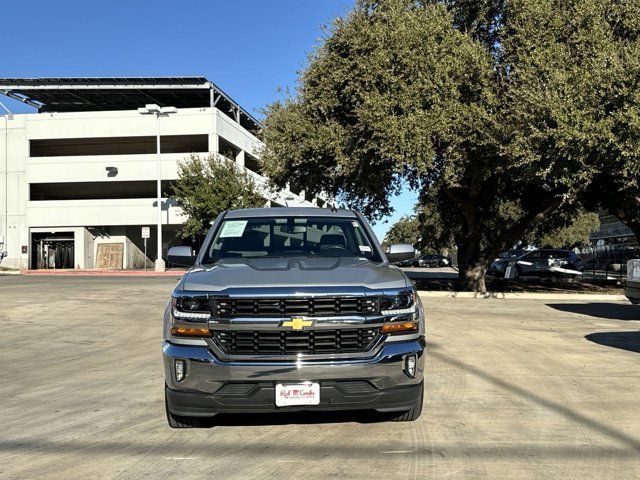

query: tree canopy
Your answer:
[261,0,640,291]
[172,154,265,239]
[528,211,600,249]
[386,203,598,252]
[383,203,455,253]
[382,215,421,249]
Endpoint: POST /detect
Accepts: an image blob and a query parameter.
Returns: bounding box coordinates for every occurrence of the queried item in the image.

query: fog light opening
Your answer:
[174,359,186,382]
[405,355,417,378]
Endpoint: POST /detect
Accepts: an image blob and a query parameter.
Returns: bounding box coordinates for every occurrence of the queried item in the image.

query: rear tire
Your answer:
[388,386,423,422]
[165,389,204,428]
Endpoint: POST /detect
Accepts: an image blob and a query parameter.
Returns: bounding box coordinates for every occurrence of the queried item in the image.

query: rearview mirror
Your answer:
[167,246,196,267]
[387,244,415,264]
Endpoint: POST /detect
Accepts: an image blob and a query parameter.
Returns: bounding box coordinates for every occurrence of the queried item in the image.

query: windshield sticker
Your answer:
[359,245,372,252]
[219,220,248,238]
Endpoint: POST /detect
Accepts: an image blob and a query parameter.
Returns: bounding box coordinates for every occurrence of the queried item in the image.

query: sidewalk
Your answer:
[20,268,186,276]
[418,290,628,301]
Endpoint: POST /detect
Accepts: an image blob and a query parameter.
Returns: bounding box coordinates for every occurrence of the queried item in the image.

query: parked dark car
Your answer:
[492,249,583,278]
[395,257,417,267]
[411,253,452,268]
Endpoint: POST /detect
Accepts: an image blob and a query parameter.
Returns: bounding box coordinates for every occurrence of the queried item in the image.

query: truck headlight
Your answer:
[172,294,211,320]
[381,289,420,335]
[380,289,416,315]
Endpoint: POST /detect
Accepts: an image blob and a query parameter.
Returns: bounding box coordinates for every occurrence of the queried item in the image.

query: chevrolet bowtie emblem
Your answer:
[281,317,313,331]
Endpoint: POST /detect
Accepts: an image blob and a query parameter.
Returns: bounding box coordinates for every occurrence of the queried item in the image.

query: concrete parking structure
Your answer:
[1,276,639,479]
[0,77,324,270]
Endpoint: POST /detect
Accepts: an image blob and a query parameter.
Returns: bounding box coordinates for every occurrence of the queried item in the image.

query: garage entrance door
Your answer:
[32,232,75,269]
[96,243,124,269]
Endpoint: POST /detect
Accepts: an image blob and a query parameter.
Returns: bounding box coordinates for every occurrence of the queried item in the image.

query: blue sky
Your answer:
[1,0,416,240]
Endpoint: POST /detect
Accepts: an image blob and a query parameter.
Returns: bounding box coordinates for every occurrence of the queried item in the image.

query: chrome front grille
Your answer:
[212,327,381,355]
[212,296,380,318]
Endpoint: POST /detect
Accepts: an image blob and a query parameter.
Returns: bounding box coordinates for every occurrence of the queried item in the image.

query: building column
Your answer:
[236,150,245,167]
[209,113,219,156]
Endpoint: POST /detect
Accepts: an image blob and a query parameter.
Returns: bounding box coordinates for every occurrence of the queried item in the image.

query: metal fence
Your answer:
[578,243,640,282]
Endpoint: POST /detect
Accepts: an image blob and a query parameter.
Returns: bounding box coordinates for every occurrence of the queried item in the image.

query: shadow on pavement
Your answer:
[201,409,392,428]
[0,438,638,460]
[585,331,640,354]
[546,302,639,321]
[429,349,640,454]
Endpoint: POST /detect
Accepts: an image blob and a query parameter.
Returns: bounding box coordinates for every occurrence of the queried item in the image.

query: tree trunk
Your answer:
[458,261,489,293]
[456,236,490,293]
[623,220,640,245]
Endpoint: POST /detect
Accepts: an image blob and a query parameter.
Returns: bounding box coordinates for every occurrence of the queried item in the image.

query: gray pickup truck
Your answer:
[163,207,425,427]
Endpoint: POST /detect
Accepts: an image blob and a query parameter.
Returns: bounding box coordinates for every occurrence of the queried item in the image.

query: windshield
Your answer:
[202,216,382,263]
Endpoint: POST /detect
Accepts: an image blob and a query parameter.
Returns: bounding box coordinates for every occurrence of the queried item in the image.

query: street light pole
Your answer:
[137,104,177,272]
[155,112,162,271]
[0,100,12,262]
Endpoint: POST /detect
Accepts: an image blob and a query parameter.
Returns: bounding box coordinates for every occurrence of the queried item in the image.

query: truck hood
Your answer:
[180,257,408,292]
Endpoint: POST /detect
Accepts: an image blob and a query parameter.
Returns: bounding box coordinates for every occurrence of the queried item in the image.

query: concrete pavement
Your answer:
[1,276,639,479]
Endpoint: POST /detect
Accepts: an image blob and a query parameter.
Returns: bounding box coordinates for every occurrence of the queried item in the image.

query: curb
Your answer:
[0,270,21,276]
[20,270,185,276]
[418,291,628,301]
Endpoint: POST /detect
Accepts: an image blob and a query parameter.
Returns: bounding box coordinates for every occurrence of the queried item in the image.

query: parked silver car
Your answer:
[163,208,426,427]
[488,250,527,277]
[491,249,583,278]
[624,259,640,304]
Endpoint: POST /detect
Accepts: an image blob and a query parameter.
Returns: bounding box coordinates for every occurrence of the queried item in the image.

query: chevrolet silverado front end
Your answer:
[163,208,425,427]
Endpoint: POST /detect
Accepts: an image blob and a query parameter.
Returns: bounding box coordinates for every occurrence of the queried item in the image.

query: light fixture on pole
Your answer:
[137,104,177,272]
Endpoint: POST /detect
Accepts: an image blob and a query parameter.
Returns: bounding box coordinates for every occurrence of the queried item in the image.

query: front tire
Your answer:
[388,386,423,422]
[165,389,204,428]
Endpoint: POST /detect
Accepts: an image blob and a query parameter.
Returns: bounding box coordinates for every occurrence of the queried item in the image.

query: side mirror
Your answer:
[167,246,196,267]
[387,244,415,264]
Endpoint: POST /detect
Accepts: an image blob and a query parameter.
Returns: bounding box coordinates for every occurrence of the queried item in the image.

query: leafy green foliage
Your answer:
[587,177,640,243]
[383,202,456,253]
[531,211,600,249]
[382,216,421,249]
[172,154,265,239]
[261,0,640,291]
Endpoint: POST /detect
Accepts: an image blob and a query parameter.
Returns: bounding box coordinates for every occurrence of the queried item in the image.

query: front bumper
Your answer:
[163,338,425,416]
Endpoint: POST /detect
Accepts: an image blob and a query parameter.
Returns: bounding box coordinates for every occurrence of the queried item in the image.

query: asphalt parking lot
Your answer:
[1,276,639,479]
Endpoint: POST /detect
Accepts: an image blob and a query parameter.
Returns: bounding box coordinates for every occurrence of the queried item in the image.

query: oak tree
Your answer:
[261,0,640,291]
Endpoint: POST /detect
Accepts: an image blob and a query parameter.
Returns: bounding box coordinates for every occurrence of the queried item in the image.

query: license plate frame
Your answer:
[275,382,320,407]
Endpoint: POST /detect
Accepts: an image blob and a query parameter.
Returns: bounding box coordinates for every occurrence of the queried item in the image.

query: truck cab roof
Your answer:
[223,207,357,219]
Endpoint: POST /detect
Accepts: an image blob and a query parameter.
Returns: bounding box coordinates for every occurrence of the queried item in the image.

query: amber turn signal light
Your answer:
[381,322,418,334]
[171,327,211,337]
